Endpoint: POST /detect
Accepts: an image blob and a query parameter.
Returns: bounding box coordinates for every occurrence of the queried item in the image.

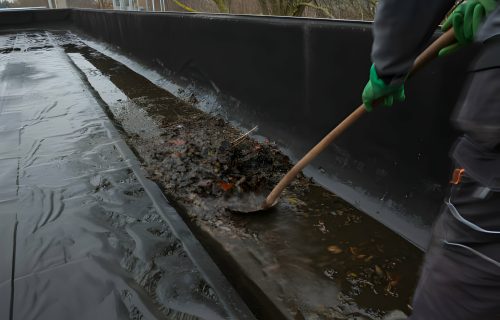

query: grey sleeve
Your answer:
[477,6,500,41]
[372,0,455,84]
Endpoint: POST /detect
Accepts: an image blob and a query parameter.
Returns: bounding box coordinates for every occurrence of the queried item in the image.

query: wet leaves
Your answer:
[143,110,297,203]
[323,239,409,300]
[343,213,362,226]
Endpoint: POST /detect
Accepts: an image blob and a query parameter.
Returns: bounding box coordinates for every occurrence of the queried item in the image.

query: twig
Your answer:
[235,176,246,187]
[231,125,258,146]
[173,0,196,12]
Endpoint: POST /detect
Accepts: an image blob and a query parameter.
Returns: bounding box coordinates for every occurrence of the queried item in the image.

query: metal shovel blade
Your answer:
[225,193,276,214]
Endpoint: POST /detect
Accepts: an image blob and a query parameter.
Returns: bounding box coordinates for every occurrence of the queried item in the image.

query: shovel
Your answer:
[228,29,456,213]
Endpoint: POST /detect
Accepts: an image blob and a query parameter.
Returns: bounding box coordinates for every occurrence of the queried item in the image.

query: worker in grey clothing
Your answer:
[362,0,500,319]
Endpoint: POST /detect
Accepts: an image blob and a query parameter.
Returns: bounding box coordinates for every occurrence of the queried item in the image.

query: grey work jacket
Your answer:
[372,0,500,83]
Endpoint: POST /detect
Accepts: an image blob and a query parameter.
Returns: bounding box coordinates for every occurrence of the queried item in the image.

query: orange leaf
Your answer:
[218,181,234,191]
[327,245,343,254]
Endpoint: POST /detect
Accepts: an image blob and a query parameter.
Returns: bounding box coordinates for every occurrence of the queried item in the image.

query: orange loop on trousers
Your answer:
[450,168,465,185]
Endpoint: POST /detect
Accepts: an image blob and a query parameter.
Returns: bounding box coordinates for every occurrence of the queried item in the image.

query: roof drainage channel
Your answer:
[64,29,422,319]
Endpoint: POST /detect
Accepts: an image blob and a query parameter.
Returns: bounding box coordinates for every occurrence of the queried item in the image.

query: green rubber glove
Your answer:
[362,64,406,112]
[440,0,497,56]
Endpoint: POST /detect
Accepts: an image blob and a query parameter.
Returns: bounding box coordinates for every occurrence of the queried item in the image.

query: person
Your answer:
[362,0,500,319]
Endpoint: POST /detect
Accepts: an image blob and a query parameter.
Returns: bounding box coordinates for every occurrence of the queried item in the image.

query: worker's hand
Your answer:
[440,0,497,56]
[362,64,405,112]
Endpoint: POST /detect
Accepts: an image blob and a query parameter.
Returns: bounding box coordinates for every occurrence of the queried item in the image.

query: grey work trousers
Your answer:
[409,37,500,320]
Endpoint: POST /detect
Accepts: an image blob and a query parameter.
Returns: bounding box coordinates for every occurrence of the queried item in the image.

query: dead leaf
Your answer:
[218,181,234,191]
[374,265,384,278]
[327,245,343,254]
[287,196,300,205]
[388,273,401,287]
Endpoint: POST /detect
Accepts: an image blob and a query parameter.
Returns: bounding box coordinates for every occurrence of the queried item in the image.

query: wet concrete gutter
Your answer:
[59,31,423,319]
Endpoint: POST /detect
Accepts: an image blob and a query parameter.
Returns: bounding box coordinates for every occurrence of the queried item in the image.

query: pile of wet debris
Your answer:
[146,117,308,211]
[65,32,423,319]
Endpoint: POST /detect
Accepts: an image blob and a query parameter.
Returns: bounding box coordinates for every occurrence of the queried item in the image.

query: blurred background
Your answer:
[0,0,377,20]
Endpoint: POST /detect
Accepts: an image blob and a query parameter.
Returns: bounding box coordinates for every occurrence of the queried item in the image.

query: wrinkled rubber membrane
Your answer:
[0,31,252,320]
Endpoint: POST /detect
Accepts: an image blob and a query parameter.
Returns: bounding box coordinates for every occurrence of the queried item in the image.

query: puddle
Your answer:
[246,185,422,314]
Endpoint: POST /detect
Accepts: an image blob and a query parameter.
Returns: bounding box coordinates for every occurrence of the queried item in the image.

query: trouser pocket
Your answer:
[437,174,500,265]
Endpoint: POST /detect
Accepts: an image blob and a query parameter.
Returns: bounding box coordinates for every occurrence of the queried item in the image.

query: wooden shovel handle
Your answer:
[263,28,456,208]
